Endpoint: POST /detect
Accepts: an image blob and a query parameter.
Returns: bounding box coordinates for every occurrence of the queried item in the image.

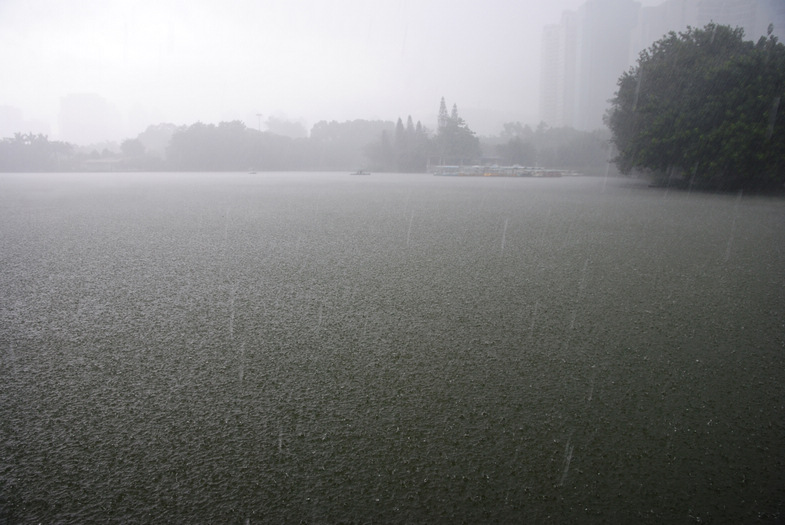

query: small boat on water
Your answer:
[350,170,371,176]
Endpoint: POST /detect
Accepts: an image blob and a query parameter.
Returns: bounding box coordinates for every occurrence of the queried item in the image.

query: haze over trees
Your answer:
[489,122,611,175]
[167,120,304,171]
[0,133,72,171]
[1,97,610,174]
[363,116,430,172]
[606,23,785,191]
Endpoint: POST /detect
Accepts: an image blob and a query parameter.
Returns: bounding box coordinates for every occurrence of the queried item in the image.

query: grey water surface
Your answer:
[1,172,784,523]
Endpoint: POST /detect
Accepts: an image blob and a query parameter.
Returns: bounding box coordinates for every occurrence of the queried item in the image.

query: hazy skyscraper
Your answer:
[696,0,785,41]
[540,0,640,131]
[540,0,784,132]
[0,105,50,138]
[630,0,785,62]
[539,11,578,128]
[574,0,640,130]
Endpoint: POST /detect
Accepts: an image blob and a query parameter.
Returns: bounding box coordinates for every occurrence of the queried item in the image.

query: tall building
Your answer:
[0,105,50,138]
[539,11,578,128]
[631,0,785,62]
[629,0,698,63]
[696,0,785,41]
[574,0,640,130]
[539,0,640,130]
[540,0,785,131]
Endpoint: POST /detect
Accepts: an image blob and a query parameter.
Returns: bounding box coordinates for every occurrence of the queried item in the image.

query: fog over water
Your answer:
[1,172,783,522]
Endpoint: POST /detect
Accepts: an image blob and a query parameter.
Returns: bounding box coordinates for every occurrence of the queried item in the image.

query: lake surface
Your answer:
[1,172,784,523]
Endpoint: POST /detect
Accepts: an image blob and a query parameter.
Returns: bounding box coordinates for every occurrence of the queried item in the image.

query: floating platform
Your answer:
[432,165,576,177]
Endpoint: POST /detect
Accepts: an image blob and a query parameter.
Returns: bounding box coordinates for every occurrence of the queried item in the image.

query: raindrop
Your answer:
[500,218,509,255]
[578,258,590,293]
[724,189,742,263]
[602,148,613,192]
[632,68,643,112]
[767,96,780,140]
[224,206,231,242]
[559,439,575,486]
[239,342,245,383]
[228,285,236,340]
[406,211,414,247]
[529,301,540,338]
[688,161,699,193]
[587,368,597,402]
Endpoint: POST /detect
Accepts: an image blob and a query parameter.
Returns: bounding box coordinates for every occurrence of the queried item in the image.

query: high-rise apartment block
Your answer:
[540,0,785,131]
[539,11,578,129]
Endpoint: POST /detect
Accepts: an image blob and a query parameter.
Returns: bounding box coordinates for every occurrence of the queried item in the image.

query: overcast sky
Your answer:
[2,0,644,141]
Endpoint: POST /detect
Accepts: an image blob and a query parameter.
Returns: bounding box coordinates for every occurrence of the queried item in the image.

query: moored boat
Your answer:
[432,165,574,177]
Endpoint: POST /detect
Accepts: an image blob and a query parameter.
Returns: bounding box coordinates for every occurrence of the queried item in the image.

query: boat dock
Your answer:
[431,165,577,177]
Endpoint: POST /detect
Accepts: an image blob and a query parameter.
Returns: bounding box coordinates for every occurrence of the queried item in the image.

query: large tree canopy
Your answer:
[606,23,785,190]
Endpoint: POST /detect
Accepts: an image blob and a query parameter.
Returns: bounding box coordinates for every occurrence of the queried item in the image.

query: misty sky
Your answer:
[1,0,660,141]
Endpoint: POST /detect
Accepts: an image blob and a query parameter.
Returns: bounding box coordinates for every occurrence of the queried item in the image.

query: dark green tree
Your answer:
[496,136,535,166]
[364,129,395,171]
[438,97,449,131]
[606,23,785,190]
[365,116,430,172]
[434,98,481,164]
[310,119,392,170]
[0,133,74,171]
[136,123,179,159]
[265,116,307,138]
[500,121,533,141]
[398,116,429,171]
[119,137,159,170]
[394,118,406,151]
[121,138,145,158]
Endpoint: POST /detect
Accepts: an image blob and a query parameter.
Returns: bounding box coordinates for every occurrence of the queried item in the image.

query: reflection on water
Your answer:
[1,172,784,523]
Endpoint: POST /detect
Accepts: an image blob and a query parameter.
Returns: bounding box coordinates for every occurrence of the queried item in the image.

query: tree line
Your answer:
[4,25,784,191]
[1,97,612,174]
[0,133,74,171]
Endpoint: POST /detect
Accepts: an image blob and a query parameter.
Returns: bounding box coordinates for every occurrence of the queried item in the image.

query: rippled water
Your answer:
[1,172,784,523]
